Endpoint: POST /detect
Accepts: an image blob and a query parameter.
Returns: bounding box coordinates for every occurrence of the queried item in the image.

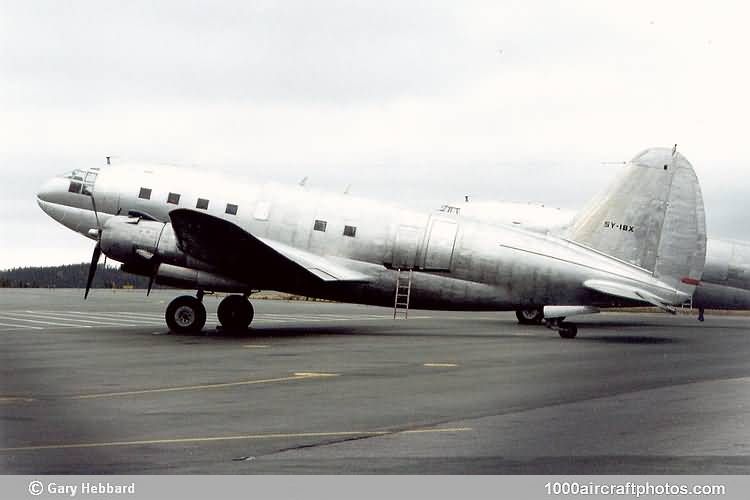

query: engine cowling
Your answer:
[100,216,201,271]
[100,215,250,292]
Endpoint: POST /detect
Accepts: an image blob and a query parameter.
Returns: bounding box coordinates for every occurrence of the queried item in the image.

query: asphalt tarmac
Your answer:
[1,288,750,474]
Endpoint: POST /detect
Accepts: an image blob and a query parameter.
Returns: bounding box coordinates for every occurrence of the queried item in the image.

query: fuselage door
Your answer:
[422,217,458,271]
[392,225,420,269]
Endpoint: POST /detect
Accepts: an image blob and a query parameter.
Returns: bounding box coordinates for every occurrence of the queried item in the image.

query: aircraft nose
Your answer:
[36,176,69,204]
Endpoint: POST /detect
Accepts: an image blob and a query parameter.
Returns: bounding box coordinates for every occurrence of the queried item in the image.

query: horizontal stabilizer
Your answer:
[583,279,683,314]
[168,209,371,283]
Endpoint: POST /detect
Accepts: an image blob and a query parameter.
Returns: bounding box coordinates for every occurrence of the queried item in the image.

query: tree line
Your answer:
[0,263,155,289]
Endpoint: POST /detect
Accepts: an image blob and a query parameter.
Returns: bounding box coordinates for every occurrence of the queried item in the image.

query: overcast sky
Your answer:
[2,0,749,268]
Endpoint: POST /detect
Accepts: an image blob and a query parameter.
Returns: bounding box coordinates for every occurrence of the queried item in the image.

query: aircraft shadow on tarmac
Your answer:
[575,335,678,344]
[150,321,689,345]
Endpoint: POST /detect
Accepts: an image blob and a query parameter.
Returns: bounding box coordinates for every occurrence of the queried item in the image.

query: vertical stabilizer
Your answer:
[566,147,706,295]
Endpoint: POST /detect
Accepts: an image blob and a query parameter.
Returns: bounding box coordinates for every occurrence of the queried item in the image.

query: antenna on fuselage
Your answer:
[299,176,308,187]
[344,184,351,195]
[106,156,111,165]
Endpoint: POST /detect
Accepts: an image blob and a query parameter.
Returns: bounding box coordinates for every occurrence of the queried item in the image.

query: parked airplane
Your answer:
[36,147,706,338]
[445,197,750,323]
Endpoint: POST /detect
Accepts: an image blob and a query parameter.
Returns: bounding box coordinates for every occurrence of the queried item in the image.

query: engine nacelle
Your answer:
[153,263,250,292]
[100,216,208,272]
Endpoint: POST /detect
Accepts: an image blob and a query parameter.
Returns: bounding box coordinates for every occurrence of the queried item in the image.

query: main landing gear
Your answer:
[165,291,254,334]
[217,294,254,331]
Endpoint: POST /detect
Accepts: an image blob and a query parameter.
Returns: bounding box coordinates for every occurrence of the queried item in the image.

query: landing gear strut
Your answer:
[516,308,544,325]
[698,307,705,322]
[545,318,578,339]
[217,294,254,331]
[166,293,207,334]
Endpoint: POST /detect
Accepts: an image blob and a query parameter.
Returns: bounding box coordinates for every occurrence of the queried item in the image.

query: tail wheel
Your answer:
[217,295,254,331]
[516,308,544,325]
[166,295,206,334]
[558,323,578,339]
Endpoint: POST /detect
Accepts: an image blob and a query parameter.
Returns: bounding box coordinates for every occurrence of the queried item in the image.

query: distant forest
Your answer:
[0,263,155,289]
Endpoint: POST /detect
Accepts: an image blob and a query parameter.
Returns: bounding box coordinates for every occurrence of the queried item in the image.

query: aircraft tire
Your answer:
[217,295,254,331]
[558,323,578,339]
[166,295,207,334]
[516,308,544,325]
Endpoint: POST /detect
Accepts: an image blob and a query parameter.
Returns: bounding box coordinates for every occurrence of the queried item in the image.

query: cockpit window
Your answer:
[82,172,97,195]
[63,169,86,181]
[63,169,97,196]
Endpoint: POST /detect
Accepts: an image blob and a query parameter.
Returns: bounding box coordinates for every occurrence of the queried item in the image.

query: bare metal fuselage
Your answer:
[37,163,687,310]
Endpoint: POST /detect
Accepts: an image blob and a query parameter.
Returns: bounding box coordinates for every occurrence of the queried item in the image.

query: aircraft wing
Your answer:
[583,279,679,314]
[168,209,372,282]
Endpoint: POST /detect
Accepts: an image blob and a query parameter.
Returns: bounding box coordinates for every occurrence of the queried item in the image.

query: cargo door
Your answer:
[422,217,457,271]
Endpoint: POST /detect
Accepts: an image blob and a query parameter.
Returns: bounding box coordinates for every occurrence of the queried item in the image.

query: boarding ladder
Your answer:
[393,268,413,319]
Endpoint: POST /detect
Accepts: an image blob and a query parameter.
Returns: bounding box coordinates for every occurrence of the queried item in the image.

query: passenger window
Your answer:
[343,225,357,237]
[167,192,181,205]
[68,181,82,194]
[139,188,152,200]
[314,220,327,232]
[196,198,209,210]
[225,203,238,215]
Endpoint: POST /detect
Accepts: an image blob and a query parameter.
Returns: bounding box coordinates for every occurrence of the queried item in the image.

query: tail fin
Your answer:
[566,147,706,295]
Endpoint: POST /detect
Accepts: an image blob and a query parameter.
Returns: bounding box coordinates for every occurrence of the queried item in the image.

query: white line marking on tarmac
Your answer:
[0,321,42,330]
[25,311,141,327]
[0,313,90,328]
[107,311,167,319]
[0,427,472,452]
[0,396,35,403]
[71,372,338,399]
[423,363,459,368]
[70,312,163,324]
[31,310,165,325]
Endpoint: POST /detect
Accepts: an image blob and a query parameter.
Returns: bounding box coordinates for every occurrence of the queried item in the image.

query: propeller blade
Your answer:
[146,258,160,297]
[84,243,101,300]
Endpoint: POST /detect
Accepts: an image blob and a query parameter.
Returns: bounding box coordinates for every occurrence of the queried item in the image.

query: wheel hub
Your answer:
[174,305,195,327]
